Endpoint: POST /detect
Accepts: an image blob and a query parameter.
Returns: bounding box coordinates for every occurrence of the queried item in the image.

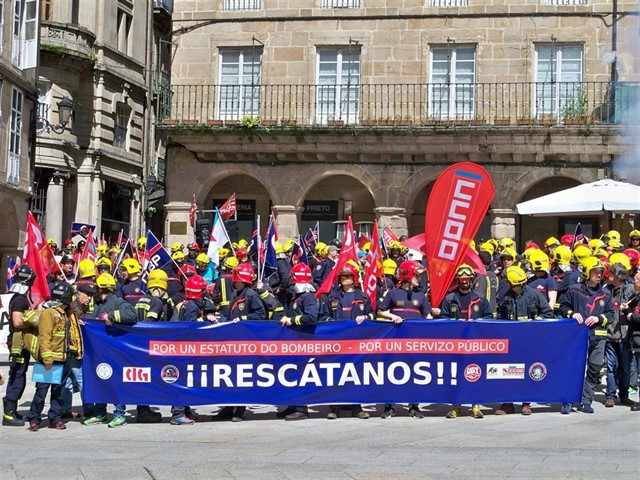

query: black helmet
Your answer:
[14,265,36,287]
[329,238,342,249]
[51,282,74,305]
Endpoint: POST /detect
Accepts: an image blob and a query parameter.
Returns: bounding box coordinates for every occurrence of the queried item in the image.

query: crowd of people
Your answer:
[3,228,640,429]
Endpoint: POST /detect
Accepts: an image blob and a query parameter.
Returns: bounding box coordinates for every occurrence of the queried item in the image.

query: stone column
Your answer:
[272,205,300,241]
[374,207,408,238]
[45,172,67,246]
[490,208,516,240]
[76,155,102,234]
[165,201,193,247]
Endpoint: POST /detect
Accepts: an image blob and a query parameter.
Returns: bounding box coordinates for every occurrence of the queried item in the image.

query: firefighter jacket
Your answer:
[559,282,614,340]
[229,287,267,321]
[378,287,432,319]
[440,290,493,320]
[211,273,233,319]
[135,294,171,322]
[38,306,83,365]
[90,293,137,325]
[320,288,374,322]
[257,287,285,321]
[286,291,319,326]
[498,285,555,321]
[116,277,145,306]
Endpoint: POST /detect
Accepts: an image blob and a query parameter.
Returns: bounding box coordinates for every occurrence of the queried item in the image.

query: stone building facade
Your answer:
[0,0,39,275]
[162,0,639,247]
[34,0,173,246]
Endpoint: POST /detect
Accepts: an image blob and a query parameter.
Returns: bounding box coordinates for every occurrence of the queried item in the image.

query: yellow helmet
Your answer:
[487,239,499,251]
[479,241,495,255]
[544,237,561,249]
[469,239,476,252]
[138,237,147,250]
[96,244,108,256]
[361,242,371,252]
[283,240,295,253]
[582,256,605,279]
[109,247,120,256]
[172,251,185,261]
[607,230,621,243]
[455,263,475,278]
[499,238,515,249]
[630,230,640,240]
[608,239,622,251]
[223,256,239,270]
[389,241,402,250]
[196,253,210,265]
[78,259,96,279]
[505,265,527,286]
[96,257,113,272]
[237,239,249,250]
[96,273,116,291]
[609,252,631,271]
[594,248,609,259]
[553,245,572,266]
[315,242,327,256]
[529,250,550,272]
[522,247,539,261]
[500,247,517,260]
[147,269,169,290]
[274,241,284,254]
[122,258,141,274]
[588,239,605,251]
[219,247,230,259]
[319,244,329,256]
[383,258,397,276]
[572,244,592,265]
[171,242,184,254]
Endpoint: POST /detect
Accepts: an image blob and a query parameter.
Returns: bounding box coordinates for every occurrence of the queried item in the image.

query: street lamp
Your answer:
[145,173,158,194]
[36,96,74,135]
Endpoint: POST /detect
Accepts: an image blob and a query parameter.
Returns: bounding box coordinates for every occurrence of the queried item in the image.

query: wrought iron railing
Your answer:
[162,81,640,127]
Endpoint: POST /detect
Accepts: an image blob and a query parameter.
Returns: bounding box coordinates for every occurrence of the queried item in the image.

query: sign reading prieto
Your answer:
[301,201,339,221]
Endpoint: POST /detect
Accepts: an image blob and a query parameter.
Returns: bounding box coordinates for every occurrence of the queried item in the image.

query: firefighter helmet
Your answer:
[572,244,592,265]
[315,242,327,256]
[237,239,249,250]
[290,263,312,284]
[608,239,623,252]
[455,263,475,279]
[500,247,517,260]
[96,273,116,291]
[51,282,75,305]
[235,248,248,260]
[499,238,515,249]
[505,265,527,287]
[78,259,96,279]
[609,252,631,271]
[623,249,639,268]
[588,239,605,251]
[122,258,141,275]
[630,230,640,241]
[137,237,147,250]
[14,265,36,287]
[529,250,550,272]
[582,257,605,279]
[185,275,207,299]
[96,244,108,256]
[479,241,495,255]
[544,236,561,249]
[396,260,425,282]
[337,262,360,285]
[170,242,184,254]
[219,247,230,259]
[147,269,169,290]
[607,230,621,244]
[96,257,112,273]
[223,256,239,271]
[196,253,210,266]
[232,263,255,284]
[283,240,295,253]
[553,245,572,266]
[179,264,197,278]
[383,259,397,276]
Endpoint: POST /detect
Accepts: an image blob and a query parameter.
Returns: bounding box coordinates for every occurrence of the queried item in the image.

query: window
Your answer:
[114,103,130,149]
[321,0,360,8]
[8,87,23,184]
[316,48,360,124]
[218,48,261,120]
[535,44,583,118]
[223,0,260,11]
[0,0,4,56]
[546,0,587,5]
[117,8,132,55]
[12,0,38,68]
[428,0,469,6]
[429,46,476,119]
[37,82,51,122]
[41,0,53,20]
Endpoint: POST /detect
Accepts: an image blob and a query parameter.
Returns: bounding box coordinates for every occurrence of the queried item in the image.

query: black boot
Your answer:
[136,406,162,423]
[2,399,25,427]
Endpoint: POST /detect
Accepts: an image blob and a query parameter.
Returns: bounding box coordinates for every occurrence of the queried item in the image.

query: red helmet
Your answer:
[623,249,639,268]
[187,242,200,251]
[232,263,255,283]
[336,262,360,285]
[561,234,575,247]
[290,263,312,284]
[236,248,248,260]
[179,264,197,278]
[397,260,425,282]
[185,275,207,299]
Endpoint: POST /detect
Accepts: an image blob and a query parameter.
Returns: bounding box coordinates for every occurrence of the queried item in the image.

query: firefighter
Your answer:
[96,244,108,260]
[527,250,558,310]
[82,273,137,428]
[313,245,339,285]
[377,260,432,419]
[560,257,614,414]
[116,258,144,306]
[59,255,76,283]
[629,230,640,252]
[320,263,374,420]
[186,242,200,266]
[211,256,238,322]
[135,269,171,323]
[543,236,561,258]
[216,264,266,422]
[167,264,197,320]
[308,242,327,272]
[25,282,82,432]
[496,247,518,304]
[269,241,291,307]
[440,264,493,419]
[2,265,38,427]
[96,257,112,274]
[495,265,554,416]
[171,242,185,256]
[278,263,320,421]
[623,249,639,275]
[137,237,147,254]
[195,252,215,284]
[75,259,96,289]
[388,241,404,263]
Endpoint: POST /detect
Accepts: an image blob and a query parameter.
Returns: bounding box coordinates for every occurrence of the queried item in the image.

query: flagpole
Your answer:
[256,214,261,283]
[260,214,272,283]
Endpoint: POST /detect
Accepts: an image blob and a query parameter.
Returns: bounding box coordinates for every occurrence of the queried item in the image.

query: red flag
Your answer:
[78,229,97,264]
[23,213,51,305]
[357,233,372,250]
[363,220,383,309]
[189,194,197,228]
[425,163,494,307]
[219,193,237,221]
[382,226,398,249]
[316,216,358,298]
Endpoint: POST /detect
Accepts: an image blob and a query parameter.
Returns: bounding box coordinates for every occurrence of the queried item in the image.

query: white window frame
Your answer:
[8,87,23,184]
[428,0,469,6]
[428,45,476,119]
[217,48,262,120]
[11,0,38,68]
[117,8,132,56]
[534,43,584,119]
[37,81,52,122]
[0,0,5,56]
[114,103,130,150]
[321,0,360,8]
[315,47,360,124]
[223,0,260,11]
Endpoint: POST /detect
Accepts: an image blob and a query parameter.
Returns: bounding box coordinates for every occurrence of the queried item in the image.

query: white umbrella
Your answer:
[516,179,640,216]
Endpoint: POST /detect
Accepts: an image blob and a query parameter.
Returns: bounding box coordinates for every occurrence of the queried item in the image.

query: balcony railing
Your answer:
[163,81,640,127]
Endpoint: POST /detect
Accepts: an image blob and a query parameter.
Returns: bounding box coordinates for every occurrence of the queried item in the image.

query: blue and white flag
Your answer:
[6,257,17,291]
[140,231,172,293]
[290,236,308,266]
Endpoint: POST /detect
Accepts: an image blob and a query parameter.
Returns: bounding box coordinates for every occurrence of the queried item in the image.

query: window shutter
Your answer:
[20,0,39,69]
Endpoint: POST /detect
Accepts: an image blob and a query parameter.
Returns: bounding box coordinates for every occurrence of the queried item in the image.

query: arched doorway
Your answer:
[302,175,375,242]
[203,175,272,241]
[518,177,589,247]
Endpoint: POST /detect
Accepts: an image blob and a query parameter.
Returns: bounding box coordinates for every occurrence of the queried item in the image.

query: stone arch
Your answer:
[399,166,443,211]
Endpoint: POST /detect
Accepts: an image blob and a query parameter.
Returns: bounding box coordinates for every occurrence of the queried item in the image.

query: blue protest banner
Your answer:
[82,319,588,406]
